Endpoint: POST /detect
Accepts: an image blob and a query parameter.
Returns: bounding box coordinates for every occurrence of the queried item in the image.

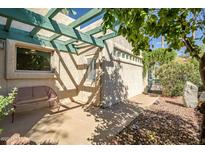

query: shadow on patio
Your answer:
[0,42,148,144]
[0,100,89,144]
[84,53,144,144]
[86,102,142,144]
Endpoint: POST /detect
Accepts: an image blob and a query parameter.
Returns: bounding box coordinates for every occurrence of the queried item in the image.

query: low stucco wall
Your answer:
[100,36,145,107]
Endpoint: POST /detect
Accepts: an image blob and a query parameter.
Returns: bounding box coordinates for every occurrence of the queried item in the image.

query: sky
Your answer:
[150,29,204,56]
[69,8,204,56]
[68,8,103,28]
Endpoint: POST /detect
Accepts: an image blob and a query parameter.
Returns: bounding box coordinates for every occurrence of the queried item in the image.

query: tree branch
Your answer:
[182,37,200,60]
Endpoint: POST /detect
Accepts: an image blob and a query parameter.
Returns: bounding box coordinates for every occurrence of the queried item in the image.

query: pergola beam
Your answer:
[65,39,76,45]
[64,25,103,45]
[67,8,77,16]
[4,18,12,32]
[0,8,104,47]
[68,8,104,28]
[50,10,104,44]
[86,25,103,35]
[46,8,63,18]
[30,27,41,37]
[66,44,77,52]
[30,8,63,37]
[99,32,117,41]
[48,9,76,42]
[49,34,61,41]
[0,24,77,53]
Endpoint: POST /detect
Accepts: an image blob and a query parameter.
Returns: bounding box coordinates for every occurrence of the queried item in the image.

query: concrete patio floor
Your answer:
[0,94,158,144]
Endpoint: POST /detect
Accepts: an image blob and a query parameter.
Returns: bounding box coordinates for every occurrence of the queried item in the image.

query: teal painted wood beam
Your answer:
[30,27,41,37]
[30,8,63,37]
[42,35,77,53]
[66,44,77,53]
[46,8,62,18]
[67,8,77,16]
[0,25,77,53]
[49,8,78,42]
[64,25,103,45]
[68,8,104,28]
[65,39,77,45]
[51,25,103,43]
[49,34,61,41]
[86,25,103,35]
[40,34,77,53]
[0,9,104,47]
[50,11,103,43]
[99,32,117,41]
[4,18,12,32]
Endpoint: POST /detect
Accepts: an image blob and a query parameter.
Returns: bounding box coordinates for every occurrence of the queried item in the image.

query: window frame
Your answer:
[15,44,53,73]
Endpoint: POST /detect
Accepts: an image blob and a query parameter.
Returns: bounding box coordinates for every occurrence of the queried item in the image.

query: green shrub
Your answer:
[0,88,17,119]
[143,48,177,78]
[157,59,202,96]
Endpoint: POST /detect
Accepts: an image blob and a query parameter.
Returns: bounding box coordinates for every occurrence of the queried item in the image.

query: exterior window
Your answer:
[117,51,121,57]
[122,53,125,58]
[16,47,51,71]
[87,58,96,81]
[126,54,129,59]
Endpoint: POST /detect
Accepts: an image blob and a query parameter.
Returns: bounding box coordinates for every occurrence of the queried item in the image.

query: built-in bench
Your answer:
[12,86,60,123]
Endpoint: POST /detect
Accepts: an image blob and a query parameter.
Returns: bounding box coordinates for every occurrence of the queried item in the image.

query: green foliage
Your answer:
[0,88,17,119]
[143,48,177,77]
[102,9,204,59]
[157,59,202,96]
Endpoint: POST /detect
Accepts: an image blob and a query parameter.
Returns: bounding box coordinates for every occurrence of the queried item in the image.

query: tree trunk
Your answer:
[199,53,205,144]
[200,53,205,87]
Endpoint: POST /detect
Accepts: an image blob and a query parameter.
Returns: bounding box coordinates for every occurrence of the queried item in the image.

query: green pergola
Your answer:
[0,8,117,53]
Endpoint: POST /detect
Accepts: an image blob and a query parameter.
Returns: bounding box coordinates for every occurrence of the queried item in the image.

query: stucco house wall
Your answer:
[0,39,101,106]
[0,8,146,109]
[100,36,144,107]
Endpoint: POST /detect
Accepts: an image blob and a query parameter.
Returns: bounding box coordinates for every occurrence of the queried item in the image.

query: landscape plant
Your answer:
[0,88,17,133]
[102,8,205,87]
[142,48,177,77]
[157,59,201,96]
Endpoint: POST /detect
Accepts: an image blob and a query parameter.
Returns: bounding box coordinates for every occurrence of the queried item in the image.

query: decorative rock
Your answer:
[199,91,205,102]
[183,81,198,108]
[5,133,31,145]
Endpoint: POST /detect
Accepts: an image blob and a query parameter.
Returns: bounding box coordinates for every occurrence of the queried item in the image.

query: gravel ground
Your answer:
[109,96,203,145]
